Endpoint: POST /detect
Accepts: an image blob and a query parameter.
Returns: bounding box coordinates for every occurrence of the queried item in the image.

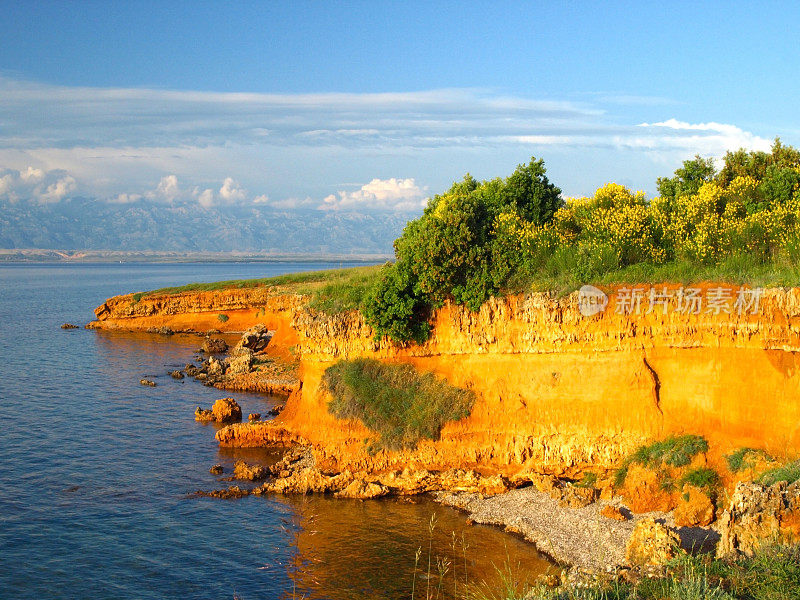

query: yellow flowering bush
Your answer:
[551,183,665,265]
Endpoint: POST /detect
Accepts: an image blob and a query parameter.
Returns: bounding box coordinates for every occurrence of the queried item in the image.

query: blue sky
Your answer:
[1,1,799,211]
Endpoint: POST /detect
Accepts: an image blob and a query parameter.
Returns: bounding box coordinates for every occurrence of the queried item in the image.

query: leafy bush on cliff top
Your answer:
[365,139,800,345]
[322,358,475,451]
[363,158,562,343]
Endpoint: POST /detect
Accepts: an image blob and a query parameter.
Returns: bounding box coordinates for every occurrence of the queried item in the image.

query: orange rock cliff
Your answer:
[90,284,800,480]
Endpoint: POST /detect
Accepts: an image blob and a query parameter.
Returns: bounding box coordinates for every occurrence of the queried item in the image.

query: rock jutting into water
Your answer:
[60,323,79,329]
[194,398,242,423]
[139,378,156,387]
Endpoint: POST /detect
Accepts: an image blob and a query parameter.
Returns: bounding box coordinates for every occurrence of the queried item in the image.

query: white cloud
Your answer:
[219,177,246,202]
[253,194,270,204]
[321,178,427,211]
[154,174,180,201]
[195,188,215,208]
[110,192,142,204]
[0,166,77,202]
[19,166,44,183]
[39,175,76,202]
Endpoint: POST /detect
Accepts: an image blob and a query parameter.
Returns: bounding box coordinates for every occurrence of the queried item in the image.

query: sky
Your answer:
[1,1,799,212]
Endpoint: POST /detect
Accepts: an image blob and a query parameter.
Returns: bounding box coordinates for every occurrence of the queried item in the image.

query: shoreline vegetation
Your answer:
[91,142,800,598]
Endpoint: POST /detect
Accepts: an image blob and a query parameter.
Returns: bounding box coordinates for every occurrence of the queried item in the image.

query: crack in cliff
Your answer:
[642,354,663,417]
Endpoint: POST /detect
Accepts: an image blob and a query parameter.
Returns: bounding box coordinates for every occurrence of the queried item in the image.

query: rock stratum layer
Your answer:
[91,284,800,480]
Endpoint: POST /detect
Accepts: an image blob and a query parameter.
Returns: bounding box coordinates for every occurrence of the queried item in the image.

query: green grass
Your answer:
[614,435,709,487]
[129,265,383,315]
[322,358,475,451]
[758,459,800,486]
[575,472,598,488]
[507,254,800,298]
[680,467,720,491]
[469,544,800,600]
[725,447,774,473]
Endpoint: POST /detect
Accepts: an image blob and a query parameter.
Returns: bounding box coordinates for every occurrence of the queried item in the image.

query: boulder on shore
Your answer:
[234,324,272,354]
[625,518,679,567]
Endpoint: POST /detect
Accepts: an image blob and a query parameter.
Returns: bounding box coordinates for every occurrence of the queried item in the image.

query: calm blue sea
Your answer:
[0,262,548,600]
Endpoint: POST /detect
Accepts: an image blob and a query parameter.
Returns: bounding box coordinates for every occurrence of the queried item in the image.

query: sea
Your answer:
[0,262,550,600]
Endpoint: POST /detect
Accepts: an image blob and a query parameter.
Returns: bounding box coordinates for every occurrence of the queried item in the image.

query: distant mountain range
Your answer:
[0,198,416,254]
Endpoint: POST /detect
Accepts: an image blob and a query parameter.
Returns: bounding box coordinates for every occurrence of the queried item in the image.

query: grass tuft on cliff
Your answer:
[614,434,709,487]
[758,459,800,486]
[135,265,382,314]
[322,358,475,451]
[726,447,774,473]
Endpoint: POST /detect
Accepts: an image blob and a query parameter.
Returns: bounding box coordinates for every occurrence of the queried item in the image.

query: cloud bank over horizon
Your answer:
[0,75,780,209]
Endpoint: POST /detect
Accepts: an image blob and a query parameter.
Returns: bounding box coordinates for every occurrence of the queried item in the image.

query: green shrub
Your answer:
[758,459,800,486]
[680,467,720,491]
[322,358,475,451]
[217,313,229,323]
[631,435,709,469]
[614,435,709,486]
[362,158,562,343]
[725,447,773,473]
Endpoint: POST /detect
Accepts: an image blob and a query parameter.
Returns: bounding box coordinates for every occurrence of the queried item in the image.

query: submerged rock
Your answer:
[139,378,156,387]
[195,407,214,422]
[60,323,79,329]
[146,326,174,335]
[336,479,389,499]
[625,518,679,567]
[209,464,224,475]
[169,370,184,380]
[201,337,228,354]
[248,413,261,421]
[232,459,268,481]
[193,486,250,499]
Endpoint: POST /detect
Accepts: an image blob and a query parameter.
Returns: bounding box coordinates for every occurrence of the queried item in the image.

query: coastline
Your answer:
[87,278,800,575]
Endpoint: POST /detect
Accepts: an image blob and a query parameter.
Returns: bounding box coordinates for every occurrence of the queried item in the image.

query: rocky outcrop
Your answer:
[195,398,242,424]
[232,459,268,481]
[201,337,228,354]
[61,323,79,329]
[624,518,679,566]
[717,480,800,557]
[234,324,272,353]
[673,485,715,527]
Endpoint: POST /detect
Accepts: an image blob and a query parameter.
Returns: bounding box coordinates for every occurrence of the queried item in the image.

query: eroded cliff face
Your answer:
[92,284,800,480]
[90,288,305,354]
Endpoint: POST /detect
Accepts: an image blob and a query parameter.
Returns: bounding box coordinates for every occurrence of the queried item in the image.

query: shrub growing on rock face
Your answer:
[322,358,475,451]
[363,158,562,343]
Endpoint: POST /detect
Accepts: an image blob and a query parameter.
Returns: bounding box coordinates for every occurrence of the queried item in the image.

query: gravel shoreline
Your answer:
[433,487,719,571]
